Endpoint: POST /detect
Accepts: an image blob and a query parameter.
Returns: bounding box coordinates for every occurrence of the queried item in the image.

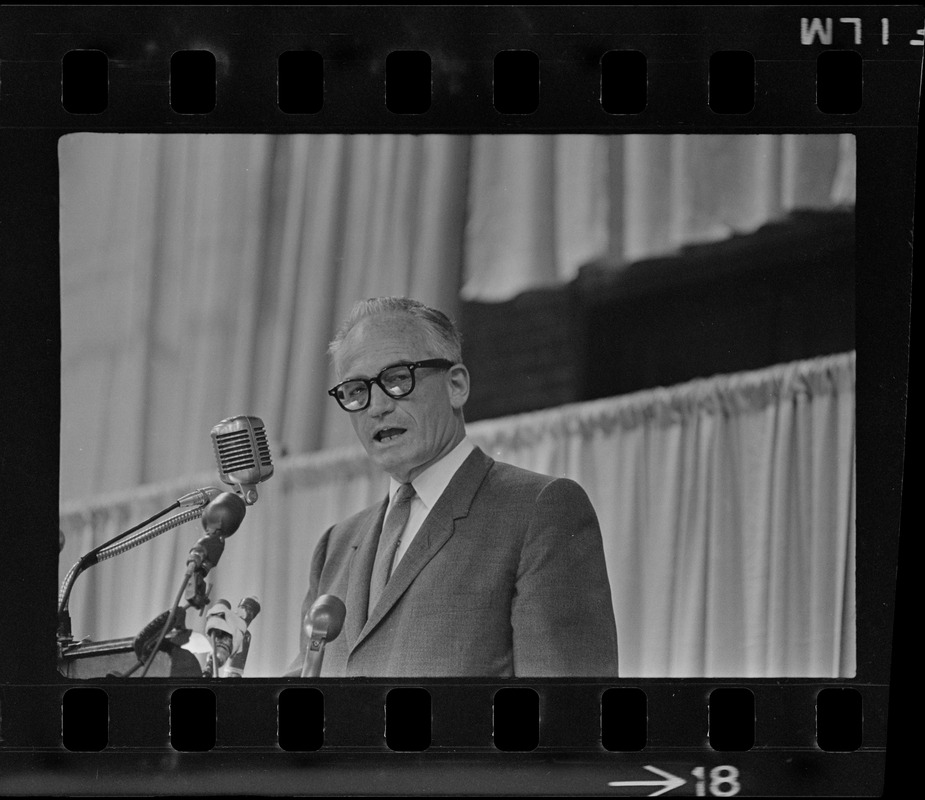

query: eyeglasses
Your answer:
[328,359,455,412]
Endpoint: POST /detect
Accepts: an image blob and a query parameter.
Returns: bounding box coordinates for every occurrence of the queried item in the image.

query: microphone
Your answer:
[202,596,261,678]
[236,595,261,626]
[187,492,247,574]
[300,594,346,678]
[211,415,274,505]
[57,486,224,645]
[200,491,247,537]
[204,599,238,674]
[186,534,226,574]
[221,596,261,678]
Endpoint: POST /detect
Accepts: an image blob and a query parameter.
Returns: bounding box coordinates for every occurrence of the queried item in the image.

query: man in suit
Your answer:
[291,297,618,677]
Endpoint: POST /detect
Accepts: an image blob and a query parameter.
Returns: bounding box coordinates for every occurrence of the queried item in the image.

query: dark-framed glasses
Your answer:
[328,359,455,412]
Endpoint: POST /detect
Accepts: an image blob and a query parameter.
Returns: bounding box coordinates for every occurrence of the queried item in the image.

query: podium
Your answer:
[58,637,202,678]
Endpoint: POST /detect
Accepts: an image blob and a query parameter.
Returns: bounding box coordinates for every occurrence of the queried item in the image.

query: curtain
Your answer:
[59,133,854,505]
[59,133,471,502]
[59,352,855,679]
[462,133,855,299]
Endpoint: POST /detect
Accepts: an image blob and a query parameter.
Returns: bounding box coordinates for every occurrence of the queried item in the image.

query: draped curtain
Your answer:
[59,133,471,502]
[462,133,855,298]
[59,133,854,503]
[59,353,856,678]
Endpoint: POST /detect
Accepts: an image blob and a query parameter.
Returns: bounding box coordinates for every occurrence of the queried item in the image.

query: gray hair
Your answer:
[328,297,463,367]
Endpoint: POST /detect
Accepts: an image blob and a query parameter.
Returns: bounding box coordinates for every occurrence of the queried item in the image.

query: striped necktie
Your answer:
[368,482,415,616]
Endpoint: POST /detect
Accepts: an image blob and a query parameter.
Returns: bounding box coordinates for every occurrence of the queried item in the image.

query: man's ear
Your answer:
[447,364,470,409]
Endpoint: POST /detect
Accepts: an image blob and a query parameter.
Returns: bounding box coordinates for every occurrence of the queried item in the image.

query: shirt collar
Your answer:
[388,437,475,510]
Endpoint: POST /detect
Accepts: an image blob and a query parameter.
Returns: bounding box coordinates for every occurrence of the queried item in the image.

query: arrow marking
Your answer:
[607,765,686,797]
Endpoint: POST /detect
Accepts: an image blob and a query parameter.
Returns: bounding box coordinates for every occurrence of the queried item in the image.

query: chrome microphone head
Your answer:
[210,415,274,505]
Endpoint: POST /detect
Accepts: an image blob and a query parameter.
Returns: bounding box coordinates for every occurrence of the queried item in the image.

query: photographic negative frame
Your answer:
[0,5,917,796]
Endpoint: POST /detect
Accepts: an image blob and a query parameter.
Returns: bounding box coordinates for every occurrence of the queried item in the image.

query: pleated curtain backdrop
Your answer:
[461,133,855,298]
[59,132,853,503]
[59,353,855,678]
[59,133,471,502]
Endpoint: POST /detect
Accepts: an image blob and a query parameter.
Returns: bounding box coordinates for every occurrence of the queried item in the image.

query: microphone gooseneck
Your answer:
[57,491,219,645]
[61,417,270,664]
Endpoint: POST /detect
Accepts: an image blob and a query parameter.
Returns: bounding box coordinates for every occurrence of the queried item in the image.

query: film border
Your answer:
[0,4,918,796]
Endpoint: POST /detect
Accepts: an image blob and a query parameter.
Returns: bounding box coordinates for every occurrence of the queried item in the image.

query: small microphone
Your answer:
[236,595,261,626]
[211,416,274,505]
[187,492,247,574]
[202,596,261,678]
[221,596,261,678]
[200,492,247,537]
[187,534,226,574]
[300,594,346,678]
[204,599,236,673]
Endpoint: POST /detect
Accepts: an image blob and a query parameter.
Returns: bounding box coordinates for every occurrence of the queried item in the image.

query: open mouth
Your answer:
[373,427,406,443]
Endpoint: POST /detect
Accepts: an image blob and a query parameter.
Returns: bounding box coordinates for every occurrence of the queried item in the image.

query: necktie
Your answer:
[368,482,415,616]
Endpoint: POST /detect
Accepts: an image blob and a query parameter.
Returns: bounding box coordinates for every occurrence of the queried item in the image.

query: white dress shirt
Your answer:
[386,437,475,570]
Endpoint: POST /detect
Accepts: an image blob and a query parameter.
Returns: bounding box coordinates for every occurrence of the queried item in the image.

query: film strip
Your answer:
[0,5,918,796]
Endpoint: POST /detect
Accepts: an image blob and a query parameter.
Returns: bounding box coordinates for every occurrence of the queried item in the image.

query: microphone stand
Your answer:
[58,436,257,675]
[57,489,219,648]
[134,571,197,678]
[136,536,224,679]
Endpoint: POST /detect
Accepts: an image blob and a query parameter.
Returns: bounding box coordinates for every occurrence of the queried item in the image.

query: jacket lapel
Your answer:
[343,498,389,649]
[352,447,494,652]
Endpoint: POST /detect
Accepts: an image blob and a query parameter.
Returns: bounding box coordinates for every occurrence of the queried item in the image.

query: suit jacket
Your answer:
[290,446,618,677]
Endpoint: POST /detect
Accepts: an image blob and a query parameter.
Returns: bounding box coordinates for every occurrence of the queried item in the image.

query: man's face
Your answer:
[334,314,469,483]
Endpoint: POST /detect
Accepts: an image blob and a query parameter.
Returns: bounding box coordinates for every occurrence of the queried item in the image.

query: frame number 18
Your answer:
[692,766,741,796]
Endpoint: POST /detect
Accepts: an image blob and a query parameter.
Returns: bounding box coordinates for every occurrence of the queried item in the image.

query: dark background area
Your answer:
[462,208,855,419]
